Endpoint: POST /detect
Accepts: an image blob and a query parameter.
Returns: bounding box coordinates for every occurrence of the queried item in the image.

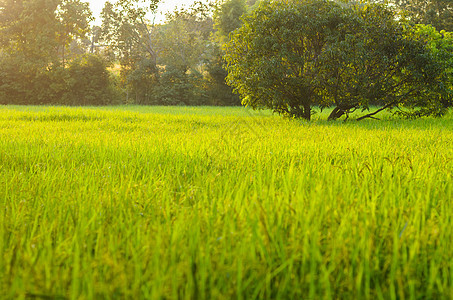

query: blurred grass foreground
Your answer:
[0,106,452,299]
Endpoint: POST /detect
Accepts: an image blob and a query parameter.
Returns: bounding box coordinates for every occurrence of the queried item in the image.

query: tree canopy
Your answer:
[224,0,453,120]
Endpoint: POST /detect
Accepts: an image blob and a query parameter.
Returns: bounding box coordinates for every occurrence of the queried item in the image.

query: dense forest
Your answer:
[0,0,451,106]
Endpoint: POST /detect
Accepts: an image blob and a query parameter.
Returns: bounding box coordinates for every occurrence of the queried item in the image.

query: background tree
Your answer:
[388,0,452,31]
[157,2,213,71]
[152,2,214,105]
[0,0,67,104]
[101,0,160,103]
[0,0,119,105]
[246,0,260,7]
[65,54,120,105]
[56,0,92,67]
[203,0,248,106]
[89,25,103,54]
[0,0,61,68]
[213,0,246,44]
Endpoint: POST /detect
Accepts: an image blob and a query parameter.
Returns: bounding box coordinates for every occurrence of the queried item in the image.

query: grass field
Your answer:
[0,105,452,299]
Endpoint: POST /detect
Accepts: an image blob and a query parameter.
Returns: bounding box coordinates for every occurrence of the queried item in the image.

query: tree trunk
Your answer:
[356,102,396,121]
[328,107,345,120]
[328,105,357,121]
[303,102,311,121]
[62,45,65,68]
[90,34,95,54]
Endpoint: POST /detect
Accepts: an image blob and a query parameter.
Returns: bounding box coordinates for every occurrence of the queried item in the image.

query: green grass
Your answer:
[0,105,452,299]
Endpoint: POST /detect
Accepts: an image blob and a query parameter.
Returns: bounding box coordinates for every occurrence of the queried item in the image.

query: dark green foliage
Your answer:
[0,60,27,105]
[126,58,159,104]
[65,54,120,105]
[201,0,248,106]
[319,4,451,120]
[394,24,453,118]
[205,61,241,106]
[0,59,66,105]
[0,55,119,105]
[153,66,208,106]
[0,0,120,106]
[213,0,247,43]
[205,46,241,106]
[225,0,346,120]
[224,0,452,120]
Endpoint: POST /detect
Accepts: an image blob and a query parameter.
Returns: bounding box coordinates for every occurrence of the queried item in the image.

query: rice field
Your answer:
[0,105,452,299]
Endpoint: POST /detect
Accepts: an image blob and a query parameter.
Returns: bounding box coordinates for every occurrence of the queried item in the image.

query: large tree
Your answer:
[224,0,452,120]
[224,0,348,120]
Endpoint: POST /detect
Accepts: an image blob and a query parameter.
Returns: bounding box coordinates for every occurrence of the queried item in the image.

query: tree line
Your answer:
[0,0,452,110]
[0,0,254,106]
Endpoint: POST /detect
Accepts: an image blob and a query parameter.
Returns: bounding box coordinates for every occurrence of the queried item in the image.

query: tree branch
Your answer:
[356,101,396,121]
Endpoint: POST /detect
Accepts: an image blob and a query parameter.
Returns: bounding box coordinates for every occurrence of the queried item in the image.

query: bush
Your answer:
[65,54,120,106]
[0,54,120,106]
[152,66,208,106]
